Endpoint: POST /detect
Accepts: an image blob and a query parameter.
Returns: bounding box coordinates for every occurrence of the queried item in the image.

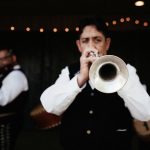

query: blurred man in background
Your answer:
[0,47,29,150]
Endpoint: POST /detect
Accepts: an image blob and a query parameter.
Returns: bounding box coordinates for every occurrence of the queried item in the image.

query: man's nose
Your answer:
[88,40,96,49]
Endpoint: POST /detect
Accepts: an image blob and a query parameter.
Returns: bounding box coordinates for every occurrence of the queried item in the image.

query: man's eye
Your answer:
[81,39,88,43]
[95,39,102,43]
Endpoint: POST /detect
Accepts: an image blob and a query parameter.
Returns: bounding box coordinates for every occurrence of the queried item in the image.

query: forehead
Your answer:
[0,50,8,56]
[80,25,105,38]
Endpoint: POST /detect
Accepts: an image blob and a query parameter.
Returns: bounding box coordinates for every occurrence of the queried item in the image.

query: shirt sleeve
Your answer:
[0,70,28,106]
[40,66,85,116]
[117,64,150,121]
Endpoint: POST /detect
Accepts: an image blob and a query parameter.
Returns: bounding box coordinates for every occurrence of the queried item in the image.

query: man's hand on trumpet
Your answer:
[77,48,100,87]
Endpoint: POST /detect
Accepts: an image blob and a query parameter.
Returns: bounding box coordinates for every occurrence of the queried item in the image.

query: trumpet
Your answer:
[89,54,128,93]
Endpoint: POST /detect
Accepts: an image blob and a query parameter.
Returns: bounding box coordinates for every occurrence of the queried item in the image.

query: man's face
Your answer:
[76,25,111,56]
[0,50,14,69]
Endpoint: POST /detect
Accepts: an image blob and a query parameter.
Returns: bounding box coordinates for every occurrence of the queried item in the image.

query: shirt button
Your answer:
[90,92,94,96]
[86,129,91,135]
[89,110,93,114]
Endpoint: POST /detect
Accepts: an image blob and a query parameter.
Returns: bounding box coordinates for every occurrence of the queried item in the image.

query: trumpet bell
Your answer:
[89,55,128,93]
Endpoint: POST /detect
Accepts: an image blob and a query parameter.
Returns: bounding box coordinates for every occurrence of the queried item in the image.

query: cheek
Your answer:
[80,44,88,51]
[97,45,107,54]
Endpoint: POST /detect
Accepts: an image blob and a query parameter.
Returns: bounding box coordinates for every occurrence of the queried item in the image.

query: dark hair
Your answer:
[0,48,15,56]
[78,16,110,39]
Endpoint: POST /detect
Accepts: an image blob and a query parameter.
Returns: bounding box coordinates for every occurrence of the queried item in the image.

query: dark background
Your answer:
[4,30,149,112]
[0,0,150,149]
[1,29,150,150]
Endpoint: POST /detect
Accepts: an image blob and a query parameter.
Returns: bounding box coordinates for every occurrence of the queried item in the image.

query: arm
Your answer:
[0,70,28,106]
[40,66,85,116]
[117,64,150,121]
[40,49,98,116]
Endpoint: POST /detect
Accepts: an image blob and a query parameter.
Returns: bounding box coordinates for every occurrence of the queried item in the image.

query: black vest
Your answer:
[0,67,28,150]
[0,67,28,118]
[60,62,134,150]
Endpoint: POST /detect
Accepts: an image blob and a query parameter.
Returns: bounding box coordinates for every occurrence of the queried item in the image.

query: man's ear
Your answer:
[106,37,111,52]
[76,40,82,53]
[12,55,17,63]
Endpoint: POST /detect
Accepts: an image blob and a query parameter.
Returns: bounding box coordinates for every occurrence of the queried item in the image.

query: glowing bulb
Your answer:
[112,20,117,25]
[65,28,69,32]
[135,20,140,24]
[126,17,131,22]
[75,27,79,31]
[143,22,148,27]
[53,28,58,32]
[10,26,15,31]
[26,27,30,32]
[105,22,109,26]
[40,28,44,32]
[120,18,125,23]
[135,1,144,6]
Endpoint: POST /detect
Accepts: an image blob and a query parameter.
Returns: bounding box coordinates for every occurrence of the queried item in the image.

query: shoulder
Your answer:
[9,70,27,78]
[5,65,27,81]
[126,63,137,73]
[68,62,80,72]
[67,62,80,79]
[60,62,80,75]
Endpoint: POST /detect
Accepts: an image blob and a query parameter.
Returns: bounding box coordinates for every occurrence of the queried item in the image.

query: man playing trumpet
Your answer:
[40,16,150,150]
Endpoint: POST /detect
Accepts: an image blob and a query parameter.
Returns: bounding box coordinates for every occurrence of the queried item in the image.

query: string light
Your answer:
[135,1,144,6]
[112,20,117,25]
[5,17,150,32]
[120,18,125,23]
[75,27,79,31]
[10,26,15,31]
[126,17,131,22]
[53,28,58,32]
[26,27,31,32]
[39,28,44,32]
[135,19,140,24]
[65,27,69,32]
[143,22,148,27]
[105,22,109,26]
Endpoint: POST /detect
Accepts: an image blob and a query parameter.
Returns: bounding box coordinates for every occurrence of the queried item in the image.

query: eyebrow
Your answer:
[80,36,103,39]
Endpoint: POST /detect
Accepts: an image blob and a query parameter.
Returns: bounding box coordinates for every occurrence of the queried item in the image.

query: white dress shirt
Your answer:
[0,65,28,106]
[40,63,150,121]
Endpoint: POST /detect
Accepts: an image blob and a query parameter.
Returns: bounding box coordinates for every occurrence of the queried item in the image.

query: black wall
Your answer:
[1,30,150,149]
[2,30,150,127]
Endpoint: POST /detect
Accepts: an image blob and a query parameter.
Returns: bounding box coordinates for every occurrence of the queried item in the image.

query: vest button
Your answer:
[89,110,93,114]
[90,92,94,96]
[86,129,91,135]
